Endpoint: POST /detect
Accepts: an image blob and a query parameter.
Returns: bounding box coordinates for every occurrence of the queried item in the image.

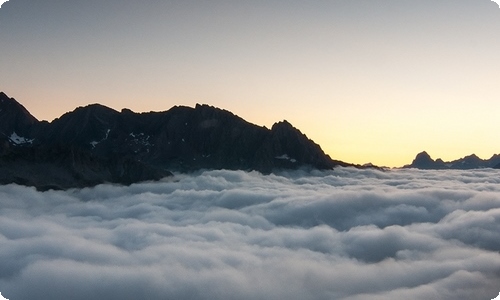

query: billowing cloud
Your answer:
[0,168,499,299]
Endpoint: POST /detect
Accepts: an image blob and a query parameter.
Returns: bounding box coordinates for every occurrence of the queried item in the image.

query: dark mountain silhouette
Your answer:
[405,151,500,169]
[0,92,38,139]
[406,151,447,169]
[0,144,168,191]
[0,92,352,190]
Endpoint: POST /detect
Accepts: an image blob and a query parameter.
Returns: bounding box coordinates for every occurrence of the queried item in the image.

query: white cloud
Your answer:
[0,293,7,300]
[0,0,8,9]
[0,168,500,299]
[493,292,500,300]
[492,1,500,8]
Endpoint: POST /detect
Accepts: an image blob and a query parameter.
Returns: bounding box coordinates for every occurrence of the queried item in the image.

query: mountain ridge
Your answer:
[0,92,353,190]
[405,151,500,169]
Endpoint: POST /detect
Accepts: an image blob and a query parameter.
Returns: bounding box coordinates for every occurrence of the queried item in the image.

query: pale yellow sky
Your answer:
[1,1,499,167]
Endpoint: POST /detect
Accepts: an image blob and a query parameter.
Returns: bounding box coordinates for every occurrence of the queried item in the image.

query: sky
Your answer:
[0,1,500,167]
[0,168,500,299]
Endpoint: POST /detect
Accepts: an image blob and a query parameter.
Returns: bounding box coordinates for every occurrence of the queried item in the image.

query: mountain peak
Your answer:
[415,151,431,160]
[0,92,33,114]
[406,151,446,169]
[463,153,480,160]
[271,120,293,130]
[53,103,119,124]
[0,92,38,137]
[72,103,118,114]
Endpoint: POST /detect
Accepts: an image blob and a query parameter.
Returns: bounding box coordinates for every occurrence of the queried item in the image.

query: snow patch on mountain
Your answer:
[9,132,34,145]
[275,154,297,163]
[90,129,111,148]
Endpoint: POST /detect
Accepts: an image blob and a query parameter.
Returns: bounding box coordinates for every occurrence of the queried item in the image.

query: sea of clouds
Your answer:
[0,167,499,300]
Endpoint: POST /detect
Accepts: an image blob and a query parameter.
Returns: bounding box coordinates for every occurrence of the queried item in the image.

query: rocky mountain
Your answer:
[0,92,351,190]
[405,151,500,169]
[0,92,38,138]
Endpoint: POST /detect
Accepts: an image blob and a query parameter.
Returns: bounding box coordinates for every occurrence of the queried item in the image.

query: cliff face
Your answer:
[0,93,349,190]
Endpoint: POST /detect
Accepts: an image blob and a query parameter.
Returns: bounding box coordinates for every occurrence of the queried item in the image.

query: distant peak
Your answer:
[416,151,429,156]
[464,153,479,159]
[413,151,434,163]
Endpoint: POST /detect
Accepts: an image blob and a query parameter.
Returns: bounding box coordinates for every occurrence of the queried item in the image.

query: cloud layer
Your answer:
[1,168,499,299]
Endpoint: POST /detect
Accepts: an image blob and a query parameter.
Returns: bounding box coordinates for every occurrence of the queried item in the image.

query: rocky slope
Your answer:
[0,92,351,189]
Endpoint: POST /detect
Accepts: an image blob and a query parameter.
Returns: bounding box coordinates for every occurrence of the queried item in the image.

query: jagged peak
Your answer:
[195,103,214,109]
[412,151,434,163]
[416,151,430,157]
[271,120,295,131]
[0,92,38,123]
[0,92,22,106]
[194,103,223,114]
[274,119,292,126]
[194,103,235,116]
